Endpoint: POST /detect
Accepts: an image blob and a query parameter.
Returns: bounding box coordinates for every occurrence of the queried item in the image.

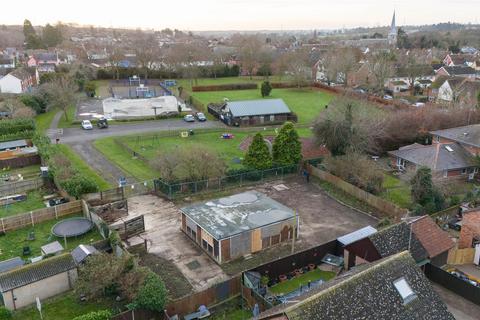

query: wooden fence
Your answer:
[0,200,82,233]
[111,309,161,320]
[308,165,408,218]
[447,247,475,265]
[0,177,44,197]
[165,276,241,317]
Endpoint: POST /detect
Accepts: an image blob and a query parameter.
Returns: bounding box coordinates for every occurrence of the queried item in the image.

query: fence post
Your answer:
[30,211,34,227]
[54,205,58,219]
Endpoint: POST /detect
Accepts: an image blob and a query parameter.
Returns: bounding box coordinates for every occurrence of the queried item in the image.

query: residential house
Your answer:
[0,68,38,94]
[443,54,478,68]
[388,142,478,181]
[257,251,455,320]
[458,209,480,252]
[211,99,296,126]
[180,191,297,264]
[0,254,77,310]
[436,66,477,79]
[27,52,61,73]
[346,62,375,87]
[0,54,15,69]
[431,76,480,106]
[386,65,435,94]
[341,218,454,270]
[431,124,480,156]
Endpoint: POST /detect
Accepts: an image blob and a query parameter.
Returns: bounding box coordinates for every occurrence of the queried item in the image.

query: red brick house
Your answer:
[458,209,480,249]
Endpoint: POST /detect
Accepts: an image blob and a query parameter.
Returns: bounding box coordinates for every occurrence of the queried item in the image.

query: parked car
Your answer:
[383,95,393,100]
[184,114,195,122]
[97,117,108,129]
[195,112,207,122]
[81,120,93,130]
[412,102,426,108]
[48,197,69,207]
[354,88,366,94]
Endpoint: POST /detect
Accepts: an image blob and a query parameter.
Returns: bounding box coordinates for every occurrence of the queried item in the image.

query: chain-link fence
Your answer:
[155,164,300,199]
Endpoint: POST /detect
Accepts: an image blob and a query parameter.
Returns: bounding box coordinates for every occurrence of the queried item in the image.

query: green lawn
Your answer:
[93,137,159,181]
[1,165,40,179]
[12,292,119,320]
[35,109,58,133]
[96,127,313,180]
[190,88,332,124]
[381,174,412,209]
[56,144,111,191]
[0,213,102,261]
[0,190,47,218]
[176,76,289,91]
[57,105,77,128]
[269,269,336,295]
[210,308,251,320]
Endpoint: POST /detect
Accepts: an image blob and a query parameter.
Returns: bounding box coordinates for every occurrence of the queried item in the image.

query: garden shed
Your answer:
[180,191,297,264]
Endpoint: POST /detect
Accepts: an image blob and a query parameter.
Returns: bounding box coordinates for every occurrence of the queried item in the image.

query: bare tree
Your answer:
[42,75,78,121]
[134,32,160,79]
[166,42,210,86]
[272,52,290,80]
[284,49,311,88]
[235,35,263,79]
[0,98,35,118]
[107,45,124,80]
[371,51,395,93]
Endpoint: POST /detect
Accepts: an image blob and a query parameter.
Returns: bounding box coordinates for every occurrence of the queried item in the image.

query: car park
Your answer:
[184,114,195,122]
[81,120,93,130]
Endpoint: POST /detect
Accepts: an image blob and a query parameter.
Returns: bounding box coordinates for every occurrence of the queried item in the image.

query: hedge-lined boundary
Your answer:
[192,83,258,92]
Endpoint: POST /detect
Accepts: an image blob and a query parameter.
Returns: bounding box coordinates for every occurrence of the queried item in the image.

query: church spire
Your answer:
[390,10,397,34]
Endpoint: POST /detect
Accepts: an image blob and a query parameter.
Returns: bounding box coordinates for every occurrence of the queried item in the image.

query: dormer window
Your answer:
[393,277,417,305]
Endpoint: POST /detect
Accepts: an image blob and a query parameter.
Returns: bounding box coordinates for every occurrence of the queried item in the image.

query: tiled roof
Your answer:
[410,216,454,258]
[0,253,76,292]
[258,252,454,320]
[9,67,36,81]
[388,142,476,171]
[431,124,480,148]
[369,222,428,263]
[442,66,476,76]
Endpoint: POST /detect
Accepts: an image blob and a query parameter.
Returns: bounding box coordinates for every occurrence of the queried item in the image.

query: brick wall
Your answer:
[459,210,480,249]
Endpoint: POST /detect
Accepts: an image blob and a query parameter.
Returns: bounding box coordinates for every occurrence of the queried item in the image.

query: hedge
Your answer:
[0,118,36,135]
[0,130,35,142]
[192,83,258,92]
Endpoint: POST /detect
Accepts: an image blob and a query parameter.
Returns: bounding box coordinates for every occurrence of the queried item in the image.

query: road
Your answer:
[49,119,224,143]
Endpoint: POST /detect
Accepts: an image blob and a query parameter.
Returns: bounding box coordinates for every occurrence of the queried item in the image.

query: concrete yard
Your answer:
[124,177,378,292]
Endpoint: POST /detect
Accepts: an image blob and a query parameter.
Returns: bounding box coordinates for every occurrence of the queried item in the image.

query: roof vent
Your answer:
[445,145,454,152]
[393,277,417,305]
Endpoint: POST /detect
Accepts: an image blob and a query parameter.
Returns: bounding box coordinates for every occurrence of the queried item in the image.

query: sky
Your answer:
[1,0,478,31]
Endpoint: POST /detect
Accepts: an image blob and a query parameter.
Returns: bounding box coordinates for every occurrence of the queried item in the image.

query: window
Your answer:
[393,278,417,304]
[443,170,448,178]
[461,168,467,175]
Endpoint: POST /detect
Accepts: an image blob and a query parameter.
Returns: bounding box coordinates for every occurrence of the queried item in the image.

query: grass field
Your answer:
[35,109,58,133]
[381,174,412,209]
[176,76,289,91]
[0,213,102,261]
[269,269,336,295]
[95,127,313,180]
[57,105,77,128]
[0,190,47,218]
[56,144,111,191]
[191,88,332,124]
[12,292,119,320]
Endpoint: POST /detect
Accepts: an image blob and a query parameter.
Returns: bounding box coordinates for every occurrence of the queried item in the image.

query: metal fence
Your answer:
[155,165,300,199]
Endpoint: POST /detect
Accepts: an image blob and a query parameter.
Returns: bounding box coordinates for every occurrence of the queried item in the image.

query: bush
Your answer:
[129,272,167,312]
[192,83,257,92]
[72,310,112,320]
[0,306,12,319]
[60,174,99,199]
[0,118,35,135]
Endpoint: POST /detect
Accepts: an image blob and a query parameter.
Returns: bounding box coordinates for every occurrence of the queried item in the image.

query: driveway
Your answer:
[50,119,224,143]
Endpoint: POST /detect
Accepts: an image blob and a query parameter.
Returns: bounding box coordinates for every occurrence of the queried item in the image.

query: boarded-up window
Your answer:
[271,235,280,245]
[221,239,231,262]
[230,232,252,258]
[262,237,270,249]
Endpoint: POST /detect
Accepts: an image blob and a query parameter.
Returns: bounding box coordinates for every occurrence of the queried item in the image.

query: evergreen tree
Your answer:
[244,133,272,169]
[43,23,63,47]
[272,122,302,166]
[261,81,272,97]
[23,19,43,49]
[410,167,445,214]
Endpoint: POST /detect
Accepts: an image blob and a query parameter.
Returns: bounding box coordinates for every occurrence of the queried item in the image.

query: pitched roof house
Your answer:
[0,67,38,94]
[388,142,478,181]
[258,251,455,320]
[458,209,480,249]
[218,99,295,126]
[436,66,477,78]
[431,124,480,155]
